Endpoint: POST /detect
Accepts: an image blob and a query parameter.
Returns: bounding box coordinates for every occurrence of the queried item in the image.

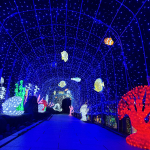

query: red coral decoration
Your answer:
[118,85,150,149]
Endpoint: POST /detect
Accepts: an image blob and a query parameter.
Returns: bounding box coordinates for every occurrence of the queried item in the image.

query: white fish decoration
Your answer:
[71,77,81,82]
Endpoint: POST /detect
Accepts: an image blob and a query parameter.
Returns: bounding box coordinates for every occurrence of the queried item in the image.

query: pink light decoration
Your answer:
[37,95,40,103]
[118,85,150,149]
[48,102,54,107]
[69,105,74,116]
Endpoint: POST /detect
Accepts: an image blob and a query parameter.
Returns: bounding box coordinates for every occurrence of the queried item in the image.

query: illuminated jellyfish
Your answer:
[2,96,24,116]
[80,104,89,121]
[104,37,114,46]
[94,78,104,92]
[71,77,81,82]
[61,51,68,62]
[58,81,66,88]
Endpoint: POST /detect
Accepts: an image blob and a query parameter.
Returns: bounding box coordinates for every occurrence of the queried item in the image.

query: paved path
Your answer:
[1,114,143,150]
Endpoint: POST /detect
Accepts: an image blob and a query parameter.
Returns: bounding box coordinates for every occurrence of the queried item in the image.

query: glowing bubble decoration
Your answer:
[58,81,66,88]
[53,103,62,112]
[2,96,24,116]
[104,37,114,46]
[80,104,89,121]
[71,77,81,82]
[69,105,74,116]
[94,78,104,92]
[61,51,68,62]
[118,85,150,149]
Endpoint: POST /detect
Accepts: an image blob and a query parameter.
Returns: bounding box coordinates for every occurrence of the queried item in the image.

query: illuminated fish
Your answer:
[58,81,66,88]
[71,77,81,82]
[61,51,68,62]
[104,37,114,46]
[94,78,104,92]
[58,91,64,94]
[65,88,68,91]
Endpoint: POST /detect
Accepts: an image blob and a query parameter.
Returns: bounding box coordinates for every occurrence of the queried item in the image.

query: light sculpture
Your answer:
[0,77,5,100]
[65,89,68,91]
[80,104,89,121]
[61,51,68,62]
[69,105,74,116]
[15,80,26,111]
[2,96,24,116]
[58,91,64,94]
[104,37,114,46]
[38,99,48,112]
[48,102,54,107]
[38,104,45,113]
[0,77,4,86]
[94,78,104,92]
[37,94,40,103]
[53,103,62,112]
[25,83,32,96]
[34,85,40,96]
[58,81,66,88]
[71,77,81,82]
[24,89,29,105]
[0,87,6,100]
[118,85,150,149]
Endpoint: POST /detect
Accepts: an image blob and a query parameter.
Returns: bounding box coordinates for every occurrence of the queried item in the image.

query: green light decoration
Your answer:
[15,80,26,111]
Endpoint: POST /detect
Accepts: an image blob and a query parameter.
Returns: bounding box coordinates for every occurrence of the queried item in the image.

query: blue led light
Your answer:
[0,0,149,116]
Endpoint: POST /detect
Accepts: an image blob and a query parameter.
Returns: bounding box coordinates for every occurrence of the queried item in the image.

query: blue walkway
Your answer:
[1,114,143,150]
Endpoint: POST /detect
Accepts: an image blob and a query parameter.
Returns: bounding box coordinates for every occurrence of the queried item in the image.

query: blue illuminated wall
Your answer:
[0,0,150,115]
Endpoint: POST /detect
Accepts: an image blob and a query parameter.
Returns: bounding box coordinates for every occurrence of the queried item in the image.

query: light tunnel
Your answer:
[0,0,150,149]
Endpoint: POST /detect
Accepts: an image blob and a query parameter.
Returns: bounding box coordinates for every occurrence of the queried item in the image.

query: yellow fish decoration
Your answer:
[58,81,66,88]
[94,78,104,92]
[61,51,68,62]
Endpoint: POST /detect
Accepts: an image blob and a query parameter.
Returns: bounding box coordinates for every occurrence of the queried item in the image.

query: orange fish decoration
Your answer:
[104,37,114,46]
